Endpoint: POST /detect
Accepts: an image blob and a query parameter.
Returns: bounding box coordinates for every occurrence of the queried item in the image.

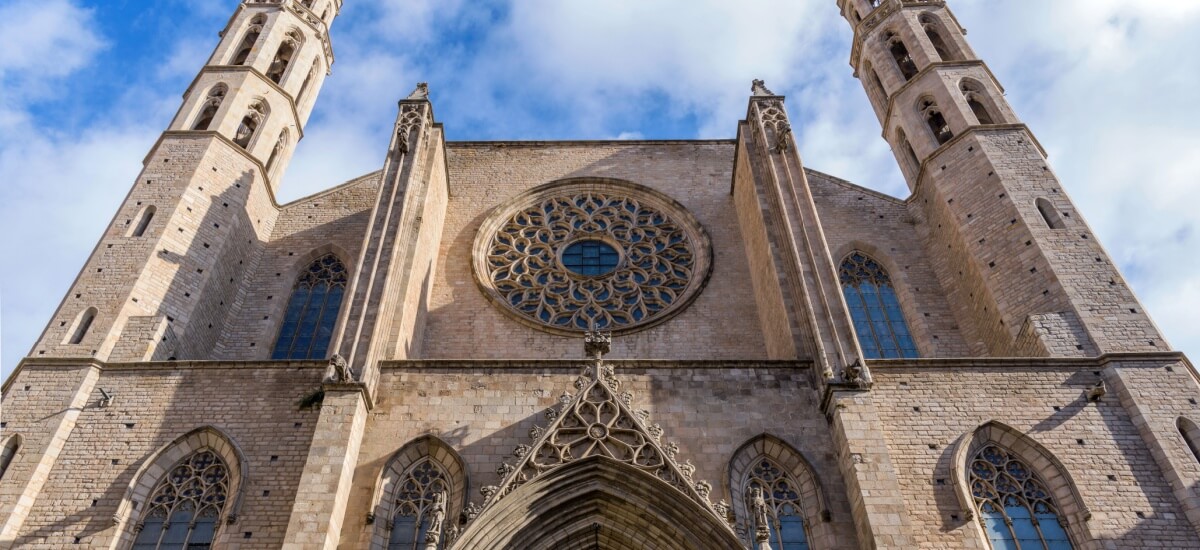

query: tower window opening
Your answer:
[231,16,265,66]
[1036,198,1066,229]
[266,130,288,176]
[66,307,97,345]
[234,101,267,149]
[921,15,960,62]
[886,32,919,81]
[131,206,156,237]
[1178,418,1200,464]
[298,61,319,104]
[192,84,227,131]
[961,81,996,125]
[920,98,953,145]
[897,129,921,176]
[0,435,19,480]
[272,254,348,360]
[840,253,919,359]
[266,31,302,84]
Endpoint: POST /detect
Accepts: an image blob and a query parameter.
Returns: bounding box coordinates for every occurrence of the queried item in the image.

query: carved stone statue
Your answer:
[328,354,353,382]
[423,490,446,550]
[751,79,776,96]
[407,82,430,100]
[584,330,612,359]
[751,486,771,547]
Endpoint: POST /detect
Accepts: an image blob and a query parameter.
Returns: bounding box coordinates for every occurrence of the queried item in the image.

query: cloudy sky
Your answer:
[2,0,1198,377]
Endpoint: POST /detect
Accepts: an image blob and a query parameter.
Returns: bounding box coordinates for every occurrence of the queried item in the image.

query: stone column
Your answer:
[281,379,370,549]
[0,362,100,546]
[825,388,918,549]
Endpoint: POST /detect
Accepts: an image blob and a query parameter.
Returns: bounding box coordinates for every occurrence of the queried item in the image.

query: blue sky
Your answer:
[2,0,1199,377]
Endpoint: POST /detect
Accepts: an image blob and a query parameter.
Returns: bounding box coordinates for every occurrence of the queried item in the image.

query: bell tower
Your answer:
[838,0,1165,357]
[28,0,343,363]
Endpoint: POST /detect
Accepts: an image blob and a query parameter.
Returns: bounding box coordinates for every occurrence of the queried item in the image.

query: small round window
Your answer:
[561,240,620,276]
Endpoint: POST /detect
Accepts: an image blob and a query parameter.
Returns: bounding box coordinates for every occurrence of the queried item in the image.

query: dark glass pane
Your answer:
[840,254,919,359]
[132,518,165,550]
[388,517,418,550]
[1038,512,1073,549]
[161,509,193,548]
[982,510,1018,550]
[186,517,216,549]
[562,240,619,276]
[272,287,310,359]
[779,516,810,549]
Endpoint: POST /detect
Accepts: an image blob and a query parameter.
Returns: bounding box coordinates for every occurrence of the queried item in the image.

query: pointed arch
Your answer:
[728,434,830,549]
[919,13,962,62]
[266,29,304,84]
[111,426,248,550]
[453,456,744,550]
[951,421,1090,549]
[0,434,22,480]
[191,83,227,131]
[839,251,919,359]
[270,252,348,359]
[298,59,320,104]
[266,128,289,178]
[230,15,266,66]
[884,30,918,81]
[369,435,469,549]
[918,95,953,146]
[896,128,921,177]
[233,99,268,150]
[960,78,999,125]
[129,205,156,238]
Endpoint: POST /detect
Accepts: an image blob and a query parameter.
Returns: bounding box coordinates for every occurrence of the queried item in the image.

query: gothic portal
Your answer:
[2,0,1199,549]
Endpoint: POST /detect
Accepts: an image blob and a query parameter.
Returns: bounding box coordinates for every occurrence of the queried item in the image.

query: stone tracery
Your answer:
[474,181,711,335]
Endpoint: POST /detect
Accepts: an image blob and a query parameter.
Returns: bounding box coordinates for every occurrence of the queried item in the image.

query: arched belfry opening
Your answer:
[450,456,744,550]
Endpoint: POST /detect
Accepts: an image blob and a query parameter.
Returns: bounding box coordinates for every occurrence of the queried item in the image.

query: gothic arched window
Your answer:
[840,253,918,359]
[266,30,303,84]
[744,459,812,550]
[231,15,265,66]
[387,459,450,550]
[1036,198,1065,230]
[961,80,996,125]
[885,32,918,81]
[65,307,97,345]
[897,128,921,176]
[192,84,227,131]
[919,97,953,145]
[131,449,230,550]
[233,100,267,150]
[266,129,289,176]
[0,435,20,480]
[271,253,348,360]
[920,14,960,62]
[970,444,1074,550]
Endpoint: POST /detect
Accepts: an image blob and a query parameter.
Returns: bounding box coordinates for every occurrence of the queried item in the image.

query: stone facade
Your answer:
[2,0,1198,549]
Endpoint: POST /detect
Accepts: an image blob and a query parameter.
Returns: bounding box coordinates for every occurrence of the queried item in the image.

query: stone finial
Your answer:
[751,79,775,96]
[406,82,430,100]
[584,331,612,359]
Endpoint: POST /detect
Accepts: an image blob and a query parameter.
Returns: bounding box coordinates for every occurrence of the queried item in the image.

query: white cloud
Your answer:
[3,0,1199,376]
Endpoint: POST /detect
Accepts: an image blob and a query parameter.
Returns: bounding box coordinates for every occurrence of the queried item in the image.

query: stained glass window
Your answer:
[745,459,811,550]
[970,445,1074,550]
[561,240,620,276]
[131,450,229,550]
[388,460,448,550]
[839,253,918,359]
[272,254,348,360]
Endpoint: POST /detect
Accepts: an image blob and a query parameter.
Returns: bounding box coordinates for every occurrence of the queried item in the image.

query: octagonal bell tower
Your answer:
[838,0,1165,357]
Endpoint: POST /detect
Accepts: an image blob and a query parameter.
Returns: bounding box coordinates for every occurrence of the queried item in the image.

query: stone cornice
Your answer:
[379,359,814,372]
[879,60,1005,131]
[240,0,336,69]
[849,0,947,71]
[906,123,1048,201]
[141,131,283,207]
[180,65,305,142]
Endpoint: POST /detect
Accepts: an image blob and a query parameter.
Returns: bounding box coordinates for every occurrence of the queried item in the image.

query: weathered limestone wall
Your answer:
[341,362,860,547]
[422,142,770,360]
[807,169,969,358]
[870,357,1200,548]
[0,361,324,548]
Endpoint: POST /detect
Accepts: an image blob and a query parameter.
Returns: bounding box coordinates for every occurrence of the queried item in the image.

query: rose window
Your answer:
[473,180,712,335]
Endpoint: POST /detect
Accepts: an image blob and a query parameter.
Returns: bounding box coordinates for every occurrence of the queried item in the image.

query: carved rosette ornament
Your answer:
[473,179,713,335]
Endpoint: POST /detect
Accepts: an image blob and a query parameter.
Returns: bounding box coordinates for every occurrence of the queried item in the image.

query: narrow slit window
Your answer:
[898,129,921,175]
[840,253,918,359]
[66,307,97,345]
[1179,418,1200,464]
[272,254,348,360]
[131,206,156,237]
[1036,198,1066,229]
[0,436,19,480]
